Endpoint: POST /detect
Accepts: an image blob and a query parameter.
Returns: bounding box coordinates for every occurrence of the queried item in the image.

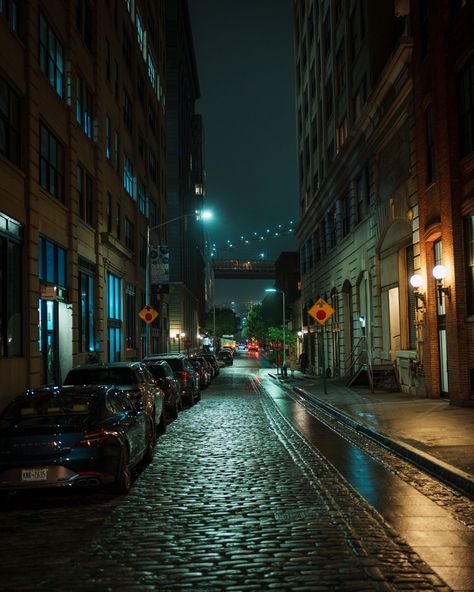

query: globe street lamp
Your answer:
[265,288,286,373]
[145,209,212,356]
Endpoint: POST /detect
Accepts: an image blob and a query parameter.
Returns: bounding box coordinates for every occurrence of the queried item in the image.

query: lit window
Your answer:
[39,11,63,97]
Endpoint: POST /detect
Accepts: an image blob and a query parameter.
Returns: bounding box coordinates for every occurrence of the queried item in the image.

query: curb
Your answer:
[290,385,474,498]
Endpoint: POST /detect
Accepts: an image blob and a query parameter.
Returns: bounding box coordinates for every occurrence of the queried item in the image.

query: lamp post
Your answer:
[145,209,212,356]
[265,288,286,372]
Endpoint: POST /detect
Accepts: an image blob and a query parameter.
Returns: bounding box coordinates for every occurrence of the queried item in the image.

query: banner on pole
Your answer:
[150,245,169,285]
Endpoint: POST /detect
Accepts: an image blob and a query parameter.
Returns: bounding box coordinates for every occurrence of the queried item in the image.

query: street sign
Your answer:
[138,305,159,324]
[308,298,335,325]
[184,339,192,349]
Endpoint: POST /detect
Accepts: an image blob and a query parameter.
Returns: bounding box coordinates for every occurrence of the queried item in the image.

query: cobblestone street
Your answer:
[1,361,454,591]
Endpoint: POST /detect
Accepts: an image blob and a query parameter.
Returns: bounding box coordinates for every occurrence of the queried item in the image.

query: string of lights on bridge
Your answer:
[208,220,296,258]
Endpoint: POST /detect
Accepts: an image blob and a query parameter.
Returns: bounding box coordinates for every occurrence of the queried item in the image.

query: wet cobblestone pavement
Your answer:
[279,385,474,531]
[0,367,453,591]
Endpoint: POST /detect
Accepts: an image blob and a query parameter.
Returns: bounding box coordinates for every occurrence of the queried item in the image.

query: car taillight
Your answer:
[78,428,109,447]
[181,371,187,382]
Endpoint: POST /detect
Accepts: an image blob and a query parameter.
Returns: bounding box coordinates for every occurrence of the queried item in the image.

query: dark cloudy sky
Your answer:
[188,0,298,305]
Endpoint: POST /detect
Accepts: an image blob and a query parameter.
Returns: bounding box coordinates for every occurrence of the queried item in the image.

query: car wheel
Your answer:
[113,448,131,494]
[143,420,156,464]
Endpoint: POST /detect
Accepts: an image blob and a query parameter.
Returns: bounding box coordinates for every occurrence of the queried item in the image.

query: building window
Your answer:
[125,283,136,350]
[149,150,157,183]
[107,272,122,362]
[458,58,474,158]
[355,174,364,224]
[0,75,20,167]
[336,117,347,152]
[123,154,135,198]
[114,130,120,173]
[75,0,93,51]
[465,216,474,315]
[136,10,144,55]
[78,257,96,353]
[329,209,337,248]
[123,88,133,131]
[0,0,18,33]
[39,11,63,97]
[314,228,321,262]
[148,199,157,226]
[107,192,112,232]
[148,102,156,135]
[76,165,93,225]
[39,236,67,289]
[341,193,350,237]
[138,179,147,216]
[426,105,436,184]
[76,74,93,139]
[39,123,65,202]
[147,52,157,93]
[105,116,111,159]
[124,217,134,251]
[0,212,22,357]
[116,202,121,239]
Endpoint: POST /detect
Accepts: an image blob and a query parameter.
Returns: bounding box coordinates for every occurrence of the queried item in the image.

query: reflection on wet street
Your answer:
[260,368,474,592]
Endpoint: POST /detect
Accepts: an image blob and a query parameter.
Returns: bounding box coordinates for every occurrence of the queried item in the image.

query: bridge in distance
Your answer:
[212,259,275,280]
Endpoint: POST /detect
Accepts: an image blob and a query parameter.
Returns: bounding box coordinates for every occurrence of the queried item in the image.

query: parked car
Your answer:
[143,354,200,405]
[143,359,181,419]
[63,362,166,437]
[190,357,211,389]
[0,385,153,493]
[201,353,220,377]
[217,349,233,365]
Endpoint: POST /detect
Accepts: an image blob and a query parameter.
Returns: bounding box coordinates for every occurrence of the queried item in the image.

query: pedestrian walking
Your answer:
[299,351,309,374]
[288,350,297,377]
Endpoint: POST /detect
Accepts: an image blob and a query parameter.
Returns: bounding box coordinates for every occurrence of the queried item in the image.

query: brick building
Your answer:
[411,0,474,405]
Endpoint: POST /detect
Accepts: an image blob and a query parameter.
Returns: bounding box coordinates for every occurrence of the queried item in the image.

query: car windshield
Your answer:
[1,392,96,423]
[65,368,137,386]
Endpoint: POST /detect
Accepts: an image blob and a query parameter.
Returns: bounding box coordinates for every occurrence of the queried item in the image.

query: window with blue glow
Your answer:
[39,11,63,97]
[39,237,67,288]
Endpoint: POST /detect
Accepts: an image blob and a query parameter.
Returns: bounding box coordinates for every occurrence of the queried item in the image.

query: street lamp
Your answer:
[265,288,286,372]
[145,209,213,356]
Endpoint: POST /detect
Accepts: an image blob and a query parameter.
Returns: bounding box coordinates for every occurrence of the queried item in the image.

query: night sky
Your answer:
[188,0,298,306]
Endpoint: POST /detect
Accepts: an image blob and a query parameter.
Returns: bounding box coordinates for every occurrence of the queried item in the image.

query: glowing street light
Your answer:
[145,209,213,355]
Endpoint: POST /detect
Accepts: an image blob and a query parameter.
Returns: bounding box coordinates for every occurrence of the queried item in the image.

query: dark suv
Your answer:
[64,362,166,437]
[143,354,199,405]
[143,359,181,419]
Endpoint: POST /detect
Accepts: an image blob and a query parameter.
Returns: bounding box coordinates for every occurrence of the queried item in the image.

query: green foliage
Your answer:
[267,326,297,347]
[243,304,269,342]
[203,307,239,337]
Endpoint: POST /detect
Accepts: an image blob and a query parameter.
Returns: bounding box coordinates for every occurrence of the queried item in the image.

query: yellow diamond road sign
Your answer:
[138,305,159,324]
[308,298,335,325]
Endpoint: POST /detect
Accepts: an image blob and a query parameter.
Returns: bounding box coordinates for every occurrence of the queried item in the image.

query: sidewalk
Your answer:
[269,369,474,496]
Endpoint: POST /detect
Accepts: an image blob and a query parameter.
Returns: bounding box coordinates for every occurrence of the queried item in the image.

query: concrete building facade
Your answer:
[294,1,420,392]
[0,0,206,408]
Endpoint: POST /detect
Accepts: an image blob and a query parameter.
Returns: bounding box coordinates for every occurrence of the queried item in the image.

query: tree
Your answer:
[203,307,239,337]
[242,304,269,342]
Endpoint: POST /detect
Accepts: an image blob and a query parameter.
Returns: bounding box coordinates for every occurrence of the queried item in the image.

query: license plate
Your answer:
[21,468,48,482]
